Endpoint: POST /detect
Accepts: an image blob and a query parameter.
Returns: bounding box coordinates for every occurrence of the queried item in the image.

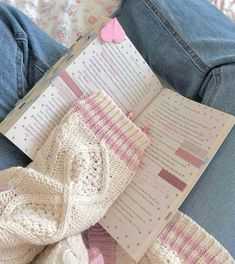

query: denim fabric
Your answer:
[115,0,235,255]
[0,3,66,169]
[0,0,234,256]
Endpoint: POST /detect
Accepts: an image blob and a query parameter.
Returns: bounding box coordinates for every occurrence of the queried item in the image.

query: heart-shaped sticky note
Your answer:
[100,17,125,43]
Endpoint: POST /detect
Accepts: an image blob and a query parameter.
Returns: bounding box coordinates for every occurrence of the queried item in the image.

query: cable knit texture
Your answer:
[34,211,234,264]
[0,91,150,264]
[84,212,234,264]
[33,235,88,264]
[0,91,234,264]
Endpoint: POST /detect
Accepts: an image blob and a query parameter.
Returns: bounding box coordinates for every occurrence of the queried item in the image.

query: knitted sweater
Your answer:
[34,210,234,264]
[87,211,234,264]
[0,91,234,264]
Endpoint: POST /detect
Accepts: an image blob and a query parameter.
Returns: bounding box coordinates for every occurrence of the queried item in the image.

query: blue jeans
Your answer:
[0,0,234,256]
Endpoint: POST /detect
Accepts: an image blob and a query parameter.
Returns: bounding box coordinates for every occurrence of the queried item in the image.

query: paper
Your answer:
[100,88,235,261]
[100,17,125,43]
[2,17,233,262]
[0,18,162,160]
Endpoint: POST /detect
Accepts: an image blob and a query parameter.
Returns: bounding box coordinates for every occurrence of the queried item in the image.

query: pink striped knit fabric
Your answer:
[73,93,146,171]
[86,224,117,264]
[156,212,234,263]
[85,212,234,264]
[88,247,105,264]
[74,93,234,264]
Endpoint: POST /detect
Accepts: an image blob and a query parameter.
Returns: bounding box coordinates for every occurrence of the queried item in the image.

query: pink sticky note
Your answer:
[126,111,134,120]
[100,17,125,43]
[141,125,150,134]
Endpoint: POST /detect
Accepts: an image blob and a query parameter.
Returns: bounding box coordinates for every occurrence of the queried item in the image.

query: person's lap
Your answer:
[116,0,235,255]
[0,0,234,256]
[0,2,66,169]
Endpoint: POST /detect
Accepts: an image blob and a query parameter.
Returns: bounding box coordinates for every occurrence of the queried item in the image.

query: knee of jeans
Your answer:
[0,3,16,19]
[0,2,28,40]
[0,2,12,10]
[200,63,235,115]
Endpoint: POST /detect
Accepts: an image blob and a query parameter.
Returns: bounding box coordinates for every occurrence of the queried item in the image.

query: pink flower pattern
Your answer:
[1,0,121,47]
[1,0,234,47]
[211,0,235,21]
[0,1,234,262]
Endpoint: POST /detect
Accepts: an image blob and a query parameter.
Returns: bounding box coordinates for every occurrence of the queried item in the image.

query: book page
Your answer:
[66,36,162,117]
[3,79,80,158]
[100,88,235,261]
[1,20,162,159]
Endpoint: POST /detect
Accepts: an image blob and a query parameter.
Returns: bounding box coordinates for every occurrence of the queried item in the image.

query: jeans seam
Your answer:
[15,43,24,99]
[143,0,210,74]
[15,32,50,74]
[14,31,27,42]
[206,67,221,105]
[15,37,48,98]
[29,48,50,74]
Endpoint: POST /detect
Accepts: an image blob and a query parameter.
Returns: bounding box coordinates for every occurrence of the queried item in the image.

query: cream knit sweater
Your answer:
[0,91,150,263]
[34,210,234,264]
[0,91,234,264]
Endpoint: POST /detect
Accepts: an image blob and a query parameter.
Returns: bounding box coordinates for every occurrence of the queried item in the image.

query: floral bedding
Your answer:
[1,0,234,47]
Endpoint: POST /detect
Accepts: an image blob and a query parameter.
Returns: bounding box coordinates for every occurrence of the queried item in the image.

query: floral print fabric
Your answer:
[1,0,121,47]
[1,0,234,47]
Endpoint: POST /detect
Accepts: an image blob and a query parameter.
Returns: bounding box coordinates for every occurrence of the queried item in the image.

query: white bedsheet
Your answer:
[1,0,234,47]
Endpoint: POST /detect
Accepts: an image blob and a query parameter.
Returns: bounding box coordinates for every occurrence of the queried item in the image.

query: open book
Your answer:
[0,18,234,262]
